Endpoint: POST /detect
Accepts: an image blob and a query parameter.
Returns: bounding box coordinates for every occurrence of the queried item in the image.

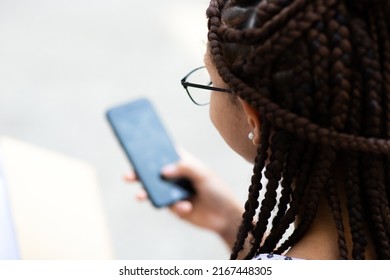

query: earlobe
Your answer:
[239,98,261,146]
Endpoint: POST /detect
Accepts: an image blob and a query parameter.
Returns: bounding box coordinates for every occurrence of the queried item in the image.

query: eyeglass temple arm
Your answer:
[181,80,232,93]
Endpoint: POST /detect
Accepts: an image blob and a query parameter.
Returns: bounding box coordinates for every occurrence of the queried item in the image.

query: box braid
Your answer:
[206,0,390,259]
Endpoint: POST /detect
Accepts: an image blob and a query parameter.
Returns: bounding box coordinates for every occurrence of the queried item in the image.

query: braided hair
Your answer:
[206,0,390,259]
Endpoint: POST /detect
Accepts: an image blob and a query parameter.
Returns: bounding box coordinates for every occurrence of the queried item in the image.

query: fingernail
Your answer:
[161,164,177,175]
[177,201,192,213]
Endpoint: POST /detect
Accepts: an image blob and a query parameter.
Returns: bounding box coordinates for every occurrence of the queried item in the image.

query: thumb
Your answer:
[161,161,206,183]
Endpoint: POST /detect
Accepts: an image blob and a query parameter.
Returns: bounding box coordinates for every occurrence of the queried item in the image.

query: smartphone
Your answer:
[106,98,194,208]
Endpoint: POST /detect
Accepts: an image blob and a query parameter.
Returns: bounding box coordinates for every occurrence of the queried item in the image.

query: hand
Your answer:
[124,148,243,247]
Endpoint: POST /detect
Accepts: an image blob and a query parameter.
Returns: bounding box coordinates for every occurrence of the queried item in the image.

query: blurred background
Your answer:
[0,0,253,259]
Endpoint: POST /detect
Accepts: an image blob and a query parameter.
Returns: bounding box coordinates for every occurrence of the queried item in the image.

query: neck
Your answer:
[286,169,376,260]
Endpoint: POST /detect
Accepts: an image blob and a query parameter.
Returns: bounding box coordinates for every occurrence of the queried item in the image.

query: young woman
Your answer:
[126,0,390,260]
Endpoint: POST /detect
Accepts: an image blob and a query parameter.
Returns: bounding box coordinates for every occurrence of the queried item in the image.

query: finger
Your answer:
[135,190,148,201]
[123,171,138,182]
[161,159,209,183]
[169,200,193,218]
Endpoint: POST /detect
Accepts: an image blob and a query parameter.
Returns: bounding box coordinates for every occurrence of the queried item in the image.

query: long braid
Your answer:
[373,1,390,204]
[352,11,390,258]
[317,1,352,259]
[327,2,352,132]
[273,144,316,254]
[230,117,271,260]
[344,41,367,259]
[264,40,314,250]
[263,139,304,251]
[307,19,331,125]
[345,153,367,259]
[246,129,290,259]
[325,177,348,259]
[277,148,336,251]
[272,11,333,254]
[346,1,389,258]
[344,3,390,259]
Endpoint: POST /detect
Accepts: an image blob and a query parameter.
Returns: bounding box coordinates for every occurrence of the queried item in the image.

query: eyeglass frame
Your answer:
[181,66,233,106]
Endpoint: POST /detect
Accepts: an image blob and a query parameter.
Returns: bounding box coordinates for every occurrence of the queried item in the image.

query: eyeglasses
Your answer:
[181,66,232,106]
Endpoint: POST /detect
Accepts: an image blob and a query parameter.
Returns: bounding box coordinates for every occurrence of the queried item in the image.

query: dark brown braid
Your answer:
[322,1,351,260]
[261,40,313,254]
[372,1,390,207]
[352,5,390,258]
[324,176,348,259]
[207,0,390,259]
[273,143,316,255]
[246,128,290,259]
[230,116,271,260]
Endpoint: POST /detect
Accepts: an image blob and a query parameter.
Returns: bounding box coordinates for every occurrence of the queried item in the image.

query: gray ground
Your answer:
[0,0,253,259]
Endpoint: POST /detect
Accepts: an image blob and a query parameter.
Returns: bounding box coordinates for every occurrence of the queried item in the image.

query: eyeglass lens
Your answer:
[185,67,212,105]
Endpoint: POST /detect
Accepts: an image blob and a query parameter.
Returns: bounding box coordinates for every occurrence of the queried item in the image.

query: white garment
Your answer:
[253,253,301,260]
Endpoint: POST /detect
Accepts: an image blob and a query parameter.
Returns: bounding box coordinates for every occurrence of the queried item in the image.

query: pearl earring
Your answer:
[248,132,255,141]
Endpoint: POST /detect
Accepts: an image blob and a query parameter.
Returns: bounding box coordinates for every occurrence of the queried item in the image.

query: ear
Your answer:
[239,98,261,146]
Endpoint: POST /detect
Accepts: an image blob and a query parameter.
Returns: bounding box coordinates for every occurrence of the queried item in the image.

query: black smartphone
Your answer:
[106,98,194,208]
